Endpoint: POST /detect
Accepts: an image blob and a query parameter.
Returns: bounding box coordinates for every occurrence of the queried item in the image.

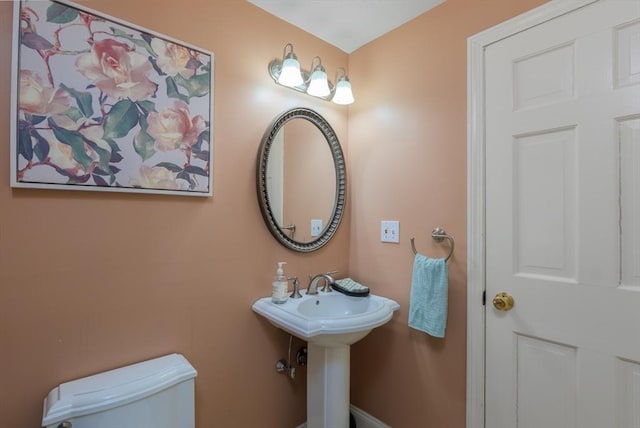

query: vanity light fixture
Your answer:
[268,43,354,105]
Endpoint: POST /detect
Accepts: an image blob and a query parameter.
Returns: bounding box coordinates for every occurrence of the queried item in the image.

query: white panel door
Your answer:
[485,1,640,427]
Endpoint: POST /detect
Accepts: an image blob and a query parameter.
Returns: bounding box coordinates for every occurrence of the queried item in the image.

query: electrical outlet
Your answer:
[311,219,323,237]
[381,220,400,243]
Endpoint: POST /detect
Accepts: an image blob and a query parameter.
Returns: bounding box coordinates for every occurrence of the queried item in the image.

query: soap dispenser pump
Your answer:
[272,262,289,304]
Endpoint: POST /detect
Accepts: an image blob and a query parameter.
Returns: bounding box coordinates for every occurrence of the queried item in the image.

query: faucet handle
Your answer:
[288,277,302,299]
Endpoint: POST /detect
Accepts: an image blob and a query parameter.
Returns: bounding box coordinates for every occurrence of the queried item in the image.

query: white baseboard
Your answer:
[296,404,390,428]
[350,404,391,428]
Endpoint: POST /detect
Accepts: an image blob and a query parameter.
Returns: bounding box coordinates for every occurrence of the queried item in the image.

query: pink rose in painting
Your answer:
[19,70,71,115]
[146,101,206,152]
[151,38,192,78]
[76,39,156,101]
[132,165,187,190]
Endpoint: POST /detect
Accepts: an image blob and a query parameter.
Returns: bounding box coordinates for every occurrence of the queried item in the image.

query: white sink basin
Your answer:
[252,290,399,346]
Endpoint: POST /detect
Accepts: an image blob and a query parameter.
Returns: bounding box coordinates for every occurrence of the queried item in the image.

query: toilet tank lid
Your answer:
[42,353,197,426]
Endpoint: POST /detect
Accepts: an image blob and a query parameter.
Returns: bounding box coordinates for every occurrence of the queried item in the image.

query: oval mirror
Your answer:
[257,108,346,252]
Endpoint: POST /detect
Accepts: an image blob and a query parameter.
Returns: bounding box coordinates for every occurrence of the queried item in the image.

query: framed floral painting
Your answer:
[10,0,214,196]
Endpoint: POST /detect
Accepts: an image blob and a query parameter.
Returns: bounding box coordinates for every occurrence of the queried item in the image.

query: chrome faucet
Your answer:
[307,271,338,295]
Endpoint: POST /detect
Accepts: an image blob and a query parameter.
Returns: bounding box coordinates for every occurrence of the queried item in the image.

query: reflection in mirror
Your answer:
[257,108,346,252]
[266,119,336,241]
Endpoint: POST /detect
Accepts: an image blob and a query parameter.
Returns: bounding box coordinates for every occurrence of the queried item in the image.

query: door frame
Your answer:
[466,1,599,427]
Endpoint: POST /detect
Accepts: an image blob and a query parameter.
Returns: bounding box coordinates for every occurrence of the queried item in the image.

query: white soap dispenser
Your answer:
[272,262,289,304]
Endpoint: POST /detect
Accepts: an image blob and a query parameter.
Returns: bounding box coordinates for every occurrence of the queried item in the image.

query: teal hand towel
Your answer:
[408,254,448,338]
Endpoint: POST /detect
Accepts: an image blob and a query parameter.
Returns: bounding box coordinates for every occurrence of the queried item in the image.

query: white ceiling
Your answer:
[248,0,445,53]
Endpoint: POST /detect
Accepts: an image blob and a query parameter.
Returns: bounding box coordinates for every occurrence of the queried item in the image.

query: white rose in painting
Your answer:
[19,70,71,116]
[151,38,193,78]
[131,165,188,190]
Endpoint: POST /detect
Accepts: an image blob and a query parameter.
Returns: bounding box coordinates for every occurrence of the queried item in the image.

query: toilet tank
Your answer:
[42,353,197,428]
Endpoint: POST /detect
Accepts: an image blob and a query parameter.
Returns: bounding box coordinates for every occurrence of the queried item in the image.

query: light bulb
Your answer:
[278,57,303,87]
[307,67,330,97]
[332,78,354,105]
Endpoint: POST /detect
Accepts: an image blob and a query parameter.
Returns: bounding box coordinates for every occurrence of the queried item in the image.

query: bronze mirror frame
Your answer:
[256,107,346,252]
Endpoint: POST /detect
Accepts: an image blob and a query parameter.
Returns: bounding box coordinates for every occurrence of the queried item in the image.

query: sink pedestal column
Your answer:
[307,343,350,428]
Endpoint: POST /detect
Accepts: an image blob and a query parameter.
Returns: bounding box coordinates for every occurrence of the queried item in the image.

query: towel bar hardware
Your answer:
[410,227,454,262]
[281,224,296,238]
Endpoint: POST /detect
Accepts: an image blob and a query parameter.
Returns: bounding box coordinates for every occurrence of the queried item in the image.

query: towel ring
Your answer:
[410,227,454,262]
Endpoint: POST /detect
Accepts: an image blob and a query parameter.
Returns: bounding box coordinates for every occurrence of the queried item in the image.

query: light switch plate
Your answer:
[311,219,323,237]
[381,220,400,243]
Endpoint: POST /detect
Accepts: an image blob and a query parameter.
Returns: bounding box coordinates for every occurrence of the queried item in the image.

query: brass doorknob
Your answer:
[492,292,514,311]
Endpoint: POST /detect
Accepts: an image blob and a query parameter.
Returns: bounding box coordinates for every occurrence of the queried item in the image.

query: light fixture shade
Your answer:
[332,78,354,105]
[307,68,331,97]
[278,57,304,87]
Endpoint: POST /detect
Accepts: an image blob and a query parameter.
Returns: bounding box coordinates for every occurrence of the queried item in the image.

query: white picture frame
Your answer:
[10,0,214,196]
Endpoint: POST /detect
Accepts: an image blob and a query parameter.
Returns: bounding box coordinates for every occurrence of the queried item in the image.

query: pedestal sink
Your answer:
[252,290,399,428]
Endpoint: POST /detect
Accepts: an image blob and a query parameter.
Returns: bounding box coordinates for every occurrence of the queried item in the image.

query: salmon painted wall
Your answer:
[347,0,547,426]
[0,1,349,426]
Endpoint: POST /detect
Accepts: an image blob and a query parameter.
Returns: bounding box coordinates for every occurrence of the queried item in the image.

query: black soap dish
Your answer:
[331,278,370,297]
